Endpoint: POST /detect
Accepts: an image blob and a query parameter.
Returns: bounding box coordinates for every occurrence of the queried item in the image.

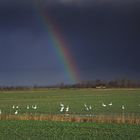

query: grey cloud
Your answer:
[0,0,139,7]
[43,0,140,6]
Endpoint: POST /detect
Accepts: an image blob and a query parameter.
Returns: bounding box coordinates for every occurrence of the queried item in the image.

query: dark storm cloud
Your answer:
[0,0,140,85]
[0,0,140,6]
[47,4,140,81]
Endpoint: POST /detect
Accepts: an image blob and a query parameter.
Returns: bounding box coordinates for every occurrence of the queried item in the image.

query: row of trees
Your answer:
[59,79,140,89]
[0,78,140,90]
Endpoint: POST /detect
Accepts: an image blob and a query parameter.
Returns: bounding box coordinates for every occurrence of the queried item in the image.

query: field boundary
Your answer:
[0,114,140,124]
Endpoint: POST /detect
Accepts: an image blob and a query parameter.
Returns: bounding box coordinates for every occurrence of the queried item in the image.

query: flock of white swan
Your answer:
[0,102,130,115]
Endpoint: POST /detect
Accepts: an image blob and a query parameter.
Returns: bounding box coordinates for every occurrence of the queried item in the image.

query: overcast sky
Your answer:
[0,0,140,86]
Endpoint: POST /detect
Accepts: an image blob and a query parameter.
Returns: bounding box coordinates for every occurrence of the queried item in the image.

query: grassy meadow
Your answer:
[0,88,140,115]
[0,120,140,140]
[0,88,140,139]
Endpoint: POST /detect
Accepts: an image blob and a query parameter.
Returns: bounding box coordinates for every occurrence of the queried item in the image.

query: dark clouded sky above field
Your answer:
[0,0,140,86]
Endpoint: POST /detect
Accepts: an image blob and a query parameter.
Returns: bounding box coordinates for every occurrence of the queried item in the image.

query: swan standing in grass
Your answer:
[16,105,19,109]
[60,102,65,112]
[84,104,91,111]
[32,105,37,109]
[60,106,64,112]
[60,102,64,107]
[27,105,29,109]
[12,105,15,109]
[89,105,92,110]
[84,103,87,108]
[122,105,125,110]
[84,104,89,110]
[65,106,69,112]
[14,110,18,115]
[109,102,112,106]
[102,103,106,107]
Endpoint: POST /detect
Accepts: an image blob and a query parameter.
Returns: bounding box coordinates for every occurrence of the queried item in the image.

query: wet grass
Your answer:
[0,88,140,115]
[0,120,140,140]
[0,89,140,139]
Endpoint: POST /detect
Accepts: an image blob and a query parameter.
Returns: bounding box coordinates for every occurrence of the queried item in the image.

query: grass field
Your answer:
[0,120,140,140]
[0,88,140,139]
[0,88,140,115]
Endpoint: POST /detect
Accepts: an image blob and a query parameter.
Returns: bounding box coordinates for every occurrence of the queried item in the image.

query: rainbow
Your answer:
[34,6,80,83]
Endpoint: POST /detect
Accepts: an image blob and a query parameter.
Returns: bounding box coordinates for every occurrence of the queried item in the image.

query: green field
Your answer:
[0,89,140,140]
[0,120,140,140]
[0,89,140,115]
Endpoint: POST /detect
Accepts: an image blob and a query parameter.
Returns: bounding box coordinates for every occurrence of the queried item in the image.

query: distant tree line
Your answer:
[58,79,140,89]
[0,79,140,90]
